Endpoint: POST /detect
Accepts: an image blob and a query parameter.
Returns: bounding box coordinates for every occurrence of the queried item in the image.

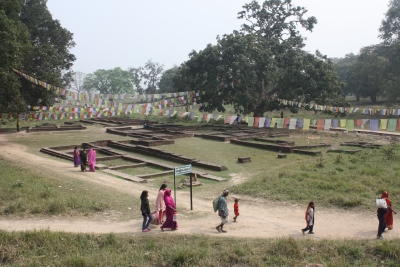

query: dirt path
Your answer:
[0,132,398,240]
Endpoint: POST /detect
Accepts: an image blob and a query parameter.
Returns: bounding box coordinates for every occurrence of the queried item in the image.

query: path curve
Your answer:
[0,131,397,240]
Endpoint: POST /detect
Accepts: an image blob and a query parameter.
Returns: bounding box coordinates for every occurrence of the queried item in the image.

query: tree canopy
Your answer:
[158,66,179,93]
[0,0,76,112]
[175,0,343,116]
[82,67,135,95]
[0,0,31,112]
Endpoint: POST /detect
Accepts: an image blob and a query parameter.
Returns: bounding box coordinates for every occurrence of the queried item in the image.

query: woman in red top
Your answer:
[381,191,395,230]
[233,198,239,222]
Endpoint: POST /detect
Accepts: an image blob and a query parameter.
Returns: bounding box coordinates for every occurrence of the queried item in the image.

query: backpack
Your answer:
[213,196,221,212]
[376,198,387,209]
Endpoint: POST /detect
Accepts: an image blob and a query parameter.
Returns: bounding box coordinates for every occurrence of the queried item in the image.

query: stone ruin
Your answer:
[27,123,86,133]
[40,140,227,184]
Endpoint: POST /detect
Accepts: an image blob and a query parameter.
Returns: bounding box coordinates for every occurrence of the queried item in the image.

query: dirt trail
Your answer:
[0,131,397,240]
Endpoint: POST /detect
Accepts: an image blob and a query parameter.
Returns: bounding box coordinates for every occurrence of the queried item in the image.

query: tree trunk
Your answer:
[356,94,360,101]
[371,95,377,103]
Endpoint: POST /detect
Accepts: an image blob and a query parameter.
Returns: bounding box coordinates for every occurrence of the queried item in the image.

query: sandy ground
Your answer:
[0,131,398,240]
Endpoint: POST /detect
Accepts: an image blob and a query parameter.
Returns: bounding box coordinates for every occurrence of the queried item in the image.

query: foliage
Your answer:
[176,0,343,116]
[332,53,357,98]
[83,67,135,95]
[0,0,31,113]
[348,52,389,103]
[18,0,76,107]
[68,71,88,94]
[158,66,179,93]
[141,59,164,94]
[128,66,143,94]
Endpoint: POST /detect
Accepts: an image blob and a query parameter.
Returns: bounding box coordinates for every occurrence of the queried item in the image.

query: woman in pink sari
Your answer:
[161,189,178,231]
[87,148,96,172]
[154,184,167,224]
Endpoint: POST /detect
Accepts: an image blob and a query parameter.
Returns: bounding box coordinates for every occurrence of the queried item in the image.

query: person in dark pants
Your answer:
[302,202,315,234]
[79,149,87,171]
[377,207,388,239]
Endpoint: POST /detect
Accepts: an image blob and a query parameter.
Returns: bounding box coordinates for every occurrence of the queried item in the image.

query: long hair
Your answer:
[159,184,167,191]
[140,190,148,200]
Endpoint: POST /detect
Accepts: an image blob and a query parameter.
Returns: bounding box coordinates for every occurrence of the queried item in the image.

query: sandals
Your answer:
[216,227,221,232]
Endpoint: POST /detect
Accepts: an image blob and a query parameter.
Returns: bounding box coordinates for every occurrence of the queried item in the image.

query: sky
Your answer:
[47,0,391,74]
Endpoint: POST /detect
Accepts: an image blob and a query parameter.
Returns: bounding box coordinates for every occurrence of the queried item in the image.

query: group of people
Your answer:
[377,191,397,239]
[139,183,396,237]
[140,184,178,232]
[73,147,96,172]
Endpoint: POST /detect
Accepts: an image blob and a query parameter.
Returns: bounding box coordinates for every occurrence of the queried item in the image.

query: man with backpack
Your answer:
[215,190,229,233]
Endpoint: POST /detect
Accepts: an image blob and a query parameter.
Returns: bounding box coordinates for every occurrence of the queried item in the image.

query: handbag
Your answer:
[376,198,387,209]
[173,212,178,222]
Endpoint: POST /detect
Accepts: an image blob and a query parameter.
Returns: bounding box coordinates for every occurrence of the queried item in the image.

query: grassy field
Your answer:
[0,230,399,266]
[2,111,400,266]
[0,159,140,221]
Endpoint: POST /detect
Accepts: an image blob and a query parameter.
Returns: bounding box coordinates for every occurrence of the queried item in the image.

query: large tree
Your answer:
[141,60,164,94]
[177,0,343,116]
[82,67,135,95]
[0,0,31,113]
[158,66,179,93]
[349,52,389,103]
[18,0,76,107]
[376,0,400,103]
[128,67,143,94]
[332,53,357,98]
[68,71,88,94]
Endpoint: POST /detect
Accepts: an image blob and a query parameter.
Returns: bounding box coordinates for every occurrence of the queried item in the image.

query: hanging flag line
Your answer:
[2,110,400,133]
[12,68,205,102]
[13,68,400,117]
[277,99,400,116]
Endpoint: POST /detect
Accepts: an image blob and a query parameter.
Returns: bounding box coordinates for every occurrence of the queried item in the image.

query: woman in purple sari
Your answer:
[161,189,178,231]
[87,148,96,172]
[73,146,81,167]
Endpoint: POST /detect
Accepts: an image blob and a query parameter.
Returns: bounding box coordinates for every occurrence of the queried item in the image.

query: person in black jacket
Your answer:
[377,206,388,239]
[79,149,87,172]
[140,190,152,232]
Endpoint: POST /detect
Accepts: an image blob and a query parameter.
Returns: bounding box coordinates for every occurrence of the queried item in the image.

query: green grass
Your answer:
[0,159,140,221]
[0,230,399,266]
[232,142,400,209]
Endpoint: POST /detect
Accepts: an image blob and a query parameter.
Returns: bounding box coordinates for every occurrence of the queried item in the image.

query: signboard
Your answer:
[174,164,192,176]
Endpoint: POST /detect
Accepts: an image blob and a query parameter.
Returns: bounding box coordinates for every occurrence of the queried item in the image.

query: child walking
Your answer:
[302,201,315,234]
[233,198,240,222]
[140,190,152,233]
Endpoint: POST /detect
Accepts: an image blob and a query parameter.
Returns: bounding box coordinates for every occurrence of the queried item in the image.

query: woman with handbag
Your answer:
[160,189,178,231]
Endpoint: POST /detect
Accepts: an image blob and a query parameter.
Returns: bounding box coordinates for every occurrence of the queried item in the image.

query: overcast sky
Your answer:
[47,0,391,74]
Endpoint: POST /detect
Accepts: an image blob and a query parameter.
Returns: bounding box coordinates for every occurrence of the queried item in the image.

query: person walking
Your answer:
[87,148,96,172]
[154,184,167,225]
[233,198,240,223]
[79,149,87,172]
[302,202,315,234]
[73,147,81,167]
[140,190,152,233]
[381,191,396,230]
[161,189,178,231]
[377,205,388,239]
[216,189,229,233]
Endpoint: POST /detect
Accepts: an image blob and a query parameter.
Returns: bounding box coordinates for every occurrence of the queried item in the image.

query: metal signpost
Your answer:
[174,164,193,210]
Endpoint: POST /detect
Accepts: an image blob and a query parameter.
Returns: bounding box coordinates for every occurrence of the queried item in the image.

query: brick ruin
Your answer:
[27,123,86,133]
